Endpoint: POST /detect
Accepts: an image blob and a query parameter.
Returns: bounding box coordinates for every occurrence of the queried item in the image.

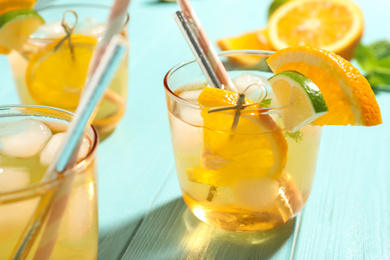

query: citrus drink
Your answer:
[0,106,98,259]
[164,51,322,231]
[6,4,129,136]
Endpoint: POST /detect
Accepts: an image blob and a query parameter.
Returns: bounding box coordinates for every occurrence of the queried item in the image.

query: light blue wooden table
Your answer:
[1,0,389,259]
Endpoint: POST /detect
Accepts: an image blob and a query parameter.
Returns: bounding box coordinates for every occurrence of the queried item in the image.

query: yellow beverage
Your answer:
[7,4,129,137]
[0,105,98,259]
[164,51,322,232]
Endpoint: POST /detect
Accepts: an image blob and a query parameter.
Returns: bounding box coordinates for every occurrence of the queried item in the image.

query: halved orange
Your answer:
[216,28,274,66]
[267,46,382,126]
[187,87,288,187]
[267,0,364,60]
[25,35,97,110]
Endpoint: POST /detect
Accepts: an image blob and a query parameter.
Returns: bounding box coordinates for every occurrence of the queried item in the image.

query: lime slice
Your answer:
[268,71,328,132]
[0,9,44,51]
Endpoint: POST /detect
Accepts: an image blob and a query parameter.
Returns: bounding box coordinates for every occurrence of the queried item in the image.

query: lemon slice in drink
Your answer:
[0,9,44,51]
[268,71,328,132]
[25,35,97,110]
[187,87,288,187]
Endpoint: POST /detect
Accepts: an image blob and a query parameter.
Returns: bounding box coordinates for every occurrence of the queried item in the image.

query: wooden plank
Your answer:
[293,94,390,259]
[123,171,300,259]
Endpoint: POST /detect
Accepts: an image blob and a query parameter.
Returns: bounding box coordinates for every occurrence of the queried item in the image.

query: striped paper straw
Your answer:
[176,0,237,93]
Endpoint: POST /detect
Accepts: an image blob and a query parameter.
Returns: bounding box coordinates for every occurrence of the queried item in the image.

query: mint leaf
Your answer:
[354,42,377,73]
[354,40,390,91]
[259,98,272,108]
[369,40,390,60]
[284,130,303,143]
[378,57,390,68]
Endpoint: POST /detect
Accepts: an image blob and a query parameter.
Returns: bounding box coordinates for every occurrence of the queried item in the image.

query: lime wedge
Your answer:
[268,71,328,132]
[0,9,44,51]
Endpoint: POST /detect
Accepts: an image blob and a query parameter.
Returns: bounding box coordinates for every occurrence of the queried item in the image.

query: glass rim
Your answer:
[0,104,98,197]
[29,3,129,42]
[163,50,286,113]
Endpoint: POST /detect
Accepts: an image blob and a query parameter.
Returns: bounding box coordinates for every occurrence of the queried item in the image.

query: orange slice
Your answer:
[267,46,382,126]
[267,0,364,60]
[216,28,274,66]
[25,35,97,110]
[187,87,288,187]
[0,0,36,16]
[0,45,10,54]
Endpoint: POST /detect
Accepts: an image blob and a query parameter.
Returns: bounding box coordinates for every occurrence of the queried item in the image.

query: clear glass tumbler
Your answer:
[0,105,98,259]
[7,3,129,136]
[164,51,322,232]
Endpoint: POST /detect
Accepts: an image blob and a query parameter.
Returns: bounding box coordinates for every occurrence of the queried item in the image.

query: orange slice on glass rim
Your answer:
[187,87,288,187]
[25,35,97,110]
[267,46,382,126]
[267,0,364,60]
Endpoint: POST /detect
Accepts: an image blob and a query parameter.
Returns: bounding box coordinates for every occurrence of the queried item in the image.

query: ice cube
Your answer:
[231,177,279,209]
[32,21,67,39]
[74,18,105,36]
[169,89,204,155]
[233,73,271,102]
[32,18,105,39]
[0,119,52,158]
[40,133,91,166]
[178,89,203,104]
[168,111,202,156]
[0,167,30,192]
[177,90,203,125]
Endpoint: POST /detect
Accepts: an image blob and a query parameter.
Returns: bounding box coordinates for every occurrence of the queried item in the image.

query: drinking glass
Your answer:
[7,3,129,136]
[0,105,98,259]
[164,51,322,232]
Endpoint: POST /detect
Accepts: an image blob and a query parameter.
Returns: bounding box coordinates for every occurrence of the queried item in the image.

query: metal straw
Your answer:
[176,0,237,92]
[173,11,222,89]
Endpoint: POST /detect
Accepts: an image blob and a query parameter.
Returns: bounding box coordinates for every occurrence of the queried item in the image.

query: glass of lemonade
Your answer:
[0,105,98,259]
[7,3,129,137]
[164,51,322,232]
